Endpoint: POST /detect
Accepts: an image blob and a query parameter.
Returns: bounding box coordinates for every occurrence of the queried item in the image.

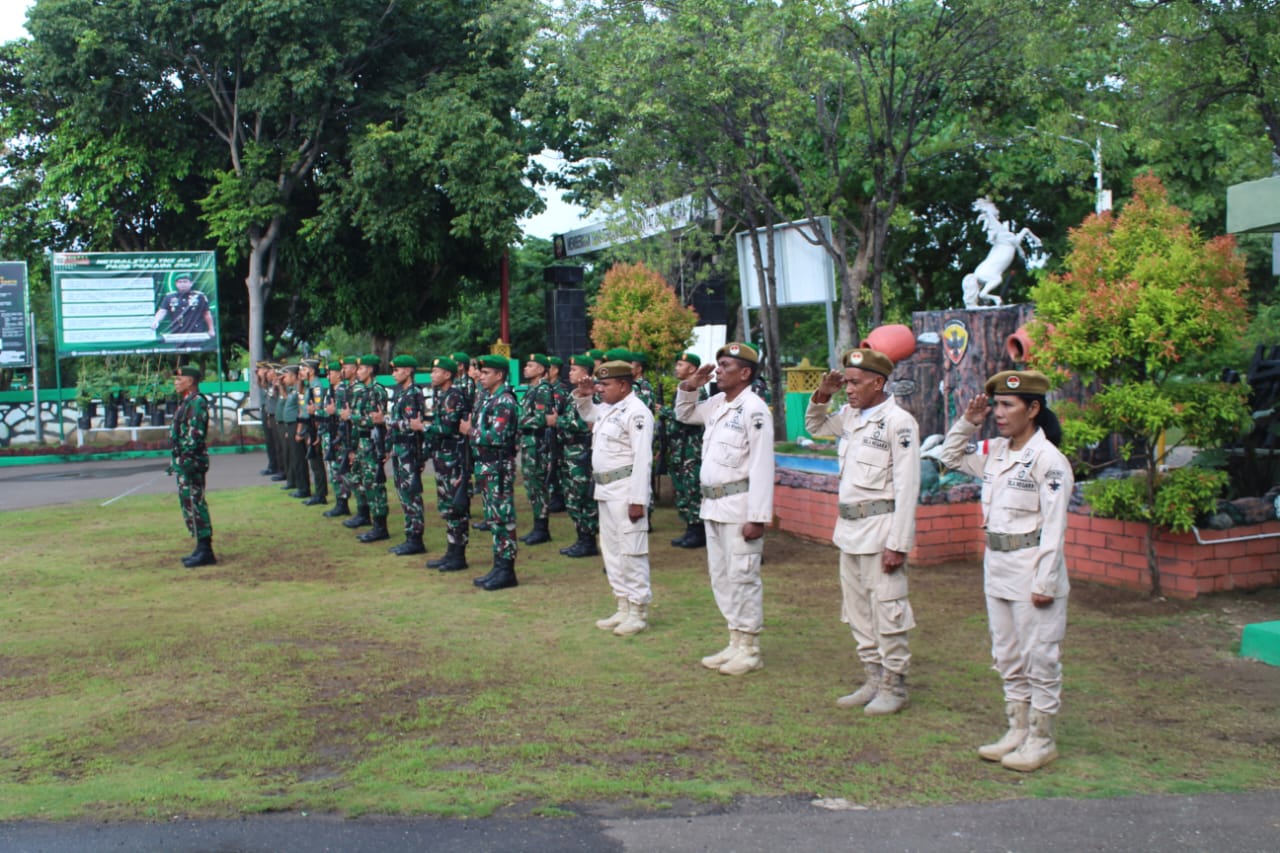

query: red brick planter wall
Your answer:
[773,469,1280,598]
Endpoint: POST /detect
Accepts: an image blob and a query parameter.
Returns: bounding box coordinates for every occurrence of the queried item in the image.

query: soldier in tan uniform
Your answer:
[675,342,774,676]
[806,347,920,715]
[572,360,655,636]
[939,370,1072,772]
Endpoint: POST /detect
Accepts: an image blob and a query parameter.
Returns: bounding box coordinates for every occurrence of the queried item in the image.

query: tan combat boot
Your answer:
[978,700,1030,761]
[864,669,909,715]
[701,630,738,670]
[836,662,884,709]
[1001,708,1058,772]
[719,632,763,676]
[614,601,648,636]
[595,597,628,631]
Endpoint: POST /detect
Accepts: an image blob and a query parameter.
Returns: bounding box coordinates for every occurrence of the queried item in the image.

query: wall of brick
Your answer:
[772,469,1280,598]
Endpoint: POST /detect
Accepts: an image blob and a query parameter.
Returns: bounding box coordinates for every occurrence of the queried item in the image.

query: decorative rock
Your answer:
[1226,497,1276,525]
[1204,512,1235,530]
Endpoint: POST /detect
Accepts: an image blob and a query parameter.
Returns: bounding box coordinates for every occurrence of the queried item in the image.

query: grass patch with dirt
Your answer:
[1,482,1277,820]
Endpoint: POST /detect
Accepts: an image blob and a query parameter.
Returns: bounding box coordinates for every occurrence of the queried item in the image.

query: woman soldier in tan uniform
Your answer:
[940,370,1072,772]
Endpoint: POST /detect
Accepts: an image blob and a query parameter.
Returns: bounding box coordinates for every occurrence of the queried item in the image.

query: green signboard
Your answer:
[52,251,219,357]
[0,261,31,368]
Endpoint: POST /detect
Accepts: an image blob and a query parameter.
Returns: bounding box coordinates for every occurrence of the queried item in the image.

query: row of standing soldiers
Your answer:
[252,347,714,590]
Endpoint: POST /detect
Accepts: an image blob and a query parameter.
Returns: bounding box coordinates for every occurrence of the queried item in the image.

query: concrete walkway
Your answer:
[2,452,1277,851]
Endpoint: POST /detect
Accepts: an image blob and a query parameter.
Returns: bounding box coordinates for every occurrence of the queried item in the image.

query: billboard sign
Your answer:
[52,251,218,357]
[0,261,31,368]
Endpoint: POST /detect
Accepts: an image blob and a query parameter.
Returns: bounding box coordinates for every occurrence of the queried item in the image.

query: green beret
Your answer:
[451,351,470,365]
[548,356,564,368]
[677,351,701,367]
[569,354,595,370]
[432,356,458,375]
[630,351,648,366]
[527,353,550,368]
[174,365,202,381]
[716,342,759,364]
[390,355,417,369]
[342,354,360,366]
[595,360,634,380]
[587,349,606,361]
[327,360,342,372]
[477,354,509,373]
[359,354,381,368]
[986,370,1050,397]
[841,347,894,378]
[604,347,631,362]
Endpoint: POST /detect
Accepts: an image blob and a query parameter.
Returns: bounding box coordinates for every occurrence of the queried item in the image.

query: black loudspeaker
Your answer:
[690,278,728,326]
[546,288,589,362]
[543,265,585,286]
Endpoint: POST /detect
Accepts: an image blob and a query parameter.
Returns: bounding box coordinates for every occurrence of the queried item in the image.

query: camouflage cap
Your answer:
[985,370,1050,397]
[841,347,893,378]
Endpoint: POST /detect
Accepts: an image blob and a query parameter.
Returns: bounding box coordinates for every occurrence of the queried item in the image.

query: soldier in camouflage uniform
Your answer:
[342,354,389,539]
[545,356,568,514]
[325,357,360,518]
[169,365,216,568]
[421,356,473,572]
[667,352,707,548]
[256,362,280,476]
[518,353,557,546]
[451,352,476,406]
[299,358,329,505]
[465,354,520,590]
[557,354,600,558]
[320,360,348,516]
[379,354,427,555]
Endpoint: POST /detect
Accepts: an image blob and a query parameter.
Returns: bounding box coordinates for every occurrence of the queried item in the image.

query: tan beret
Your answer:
[985,370,1050,396]
[594,360,634,380]
[841,348,893,377]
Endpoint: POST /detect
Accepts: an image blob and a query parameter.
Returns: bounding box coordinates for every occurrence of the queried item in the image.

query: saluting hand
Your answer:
[817,369,844,398]
[963,394,990,426]
[683,362,715,391]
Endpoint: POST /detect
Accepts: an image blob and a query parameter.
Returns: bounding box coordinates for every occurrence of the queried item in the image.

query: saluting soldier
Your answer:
[343,354,389,539]
[940,370,1073,773]
[676,342,775,676]
[573,360,654,635]
[380,355,427,555]
[557,354,600,558]
[298,358,328,505]
[464,354,520,591]
[806,347,921,716]
[518,353,557,546]
[667,351,707,549]
[169,365,216,568]
[279,365,303,494]
[325,356,359,518]
[422,356,473,572]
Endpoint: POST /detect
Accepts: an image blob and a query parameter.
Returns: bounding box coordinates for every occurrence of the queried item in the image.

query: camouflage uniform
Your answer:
[171,389,212,541]
[472,381,519,562]
[556,382,599,552]
[302,375,328,502]
[322,368,352,514]
[427,383,472,551]
[518,377,557,522]
[353,378,390,521]
[664,386,707,526]
[388,380,426,540]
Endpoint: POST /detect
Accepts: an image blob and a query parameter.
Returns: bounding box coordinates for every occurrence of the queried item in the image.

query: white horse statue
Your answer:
[961,198,1046,308]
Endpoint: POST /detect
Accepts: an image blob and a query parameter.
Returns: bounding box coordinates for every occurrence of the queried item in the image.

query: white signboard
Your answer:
[557,195,709,257]
[735,217,836,309]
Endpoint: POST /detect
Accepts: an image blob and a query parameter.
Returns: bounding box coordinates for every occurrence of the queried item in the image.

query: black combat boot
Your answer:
[561,528,598,558]
[473,559,500,587]
[481,557,518,591]
[324,497,351,517]
[183,537,217,568]
[435,543,469,572]
[289,488,311,499]
[303,493,327,506]
[343,504,371,528]
[521,517,551,545]
[389,533,426,555]
[270,473,287,481]
[358,516,391,543]
[427,541,458,568]
[547,493,566,513]
[673,522,706,549]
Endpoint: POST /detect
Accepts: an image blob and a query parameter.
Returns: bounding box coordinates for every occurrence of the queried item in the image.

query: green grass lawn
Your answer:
[1,483,1277,820]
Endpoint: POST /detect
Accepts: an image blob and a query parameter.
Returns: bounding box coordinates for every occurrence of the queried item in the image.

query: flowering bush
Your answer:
[589,262,698,366]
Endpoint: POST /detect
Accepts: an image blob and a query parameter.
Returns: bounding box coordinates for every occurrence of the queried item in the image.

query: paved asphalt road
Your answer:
[1,451,1277,851]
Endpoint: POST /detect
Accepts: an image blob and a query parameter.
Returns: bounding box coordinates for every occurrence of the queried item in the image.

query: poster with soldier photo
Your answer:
[0,261,31,368]
[52,252,219,357]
